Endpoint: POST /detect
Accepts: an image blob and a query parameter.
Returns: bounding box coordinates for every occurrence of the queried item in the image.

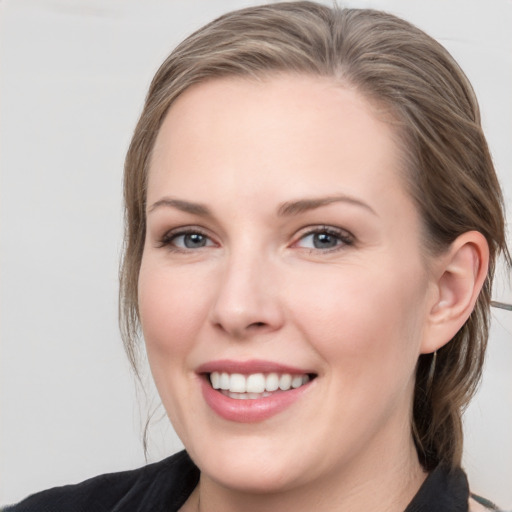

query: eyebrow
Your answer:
[148,194,377,218]
[277,195,377,217]
[148,197,212,216]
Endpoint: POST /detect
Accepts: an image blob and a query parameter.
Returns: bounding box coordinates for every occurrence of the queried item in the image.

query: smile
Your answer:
[209,372,311,399]
[197,360,317,422]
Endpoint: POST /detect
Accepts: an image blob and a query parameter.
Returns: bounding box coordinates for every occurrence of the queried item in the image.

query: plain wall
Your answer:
[1,0,511,507]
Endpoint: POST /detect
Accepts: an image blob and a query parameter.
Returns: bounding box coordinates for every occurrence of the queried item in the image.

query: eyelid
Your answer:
[155,224,354,252]
[157,225,218,250]
[291,225,355,251]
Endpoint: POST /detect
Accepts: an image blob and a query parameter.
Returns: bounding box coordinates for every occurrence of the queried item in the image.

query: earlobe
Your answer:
[421,231,489,354]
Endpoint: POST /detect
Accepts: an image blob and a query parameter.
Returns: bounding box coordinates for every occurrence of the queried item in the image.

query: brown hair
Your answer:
[120,1,510,470]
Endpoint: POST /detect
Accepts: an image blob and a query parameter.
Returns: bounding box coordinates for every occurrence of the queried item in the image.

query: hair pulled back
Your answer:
[120,1,509,470]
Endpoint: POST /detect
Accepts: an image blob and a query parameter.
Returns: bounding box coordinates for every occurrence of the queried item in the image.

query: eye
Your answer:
[294,227,353,251]
[159,229,216,250]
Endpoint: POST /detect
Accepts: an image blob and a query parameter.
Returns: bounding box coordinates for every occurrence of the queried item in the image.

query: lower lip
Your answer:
[200,377,312,423]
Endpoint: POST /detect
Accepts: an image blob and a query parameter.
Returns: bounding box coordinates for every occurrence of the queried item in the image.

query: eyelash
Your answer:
[293,226,354,253]
[157,227,215,252]
[157,225,354,253]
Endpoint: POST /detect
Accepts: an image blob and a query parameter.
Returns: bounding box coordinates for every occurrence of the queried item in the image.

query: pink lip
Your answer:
[196,359,315,423]
[196,359,313,375]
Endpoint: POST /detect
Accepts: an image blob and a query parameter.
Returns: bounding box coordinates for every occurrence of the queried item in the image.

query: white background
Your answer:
[1,0,511,508]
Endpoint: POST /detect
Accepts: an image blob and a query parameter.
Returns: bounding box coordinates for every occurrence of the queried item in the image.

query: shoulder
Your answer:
[1,450,199,512]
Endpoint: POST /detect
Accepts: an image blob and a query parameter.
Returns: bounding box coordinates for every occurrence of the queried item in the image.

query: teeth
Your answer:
[219,372,230,390]
[247,373,265,393]
[229,373,246,393]
[279,374,292,391]
[266,373,279,391]
[229,391,248,400]
[291,375,303,388]
[209,371,312,395]
[227,391,272,400]
[210,371,220,389]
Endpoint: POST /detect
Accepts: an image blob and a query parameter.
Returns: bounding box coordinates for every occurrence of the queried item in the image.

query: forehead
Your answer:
[148,74,412,219]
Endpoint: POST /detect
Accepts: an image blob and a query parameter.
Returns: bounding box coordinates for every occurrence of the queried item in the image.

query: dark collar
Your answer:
[404,464,469,512]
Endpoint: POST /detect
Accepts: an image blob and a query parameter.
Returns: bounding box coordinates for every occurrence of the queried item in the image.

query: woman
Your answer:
[4,2,509,511]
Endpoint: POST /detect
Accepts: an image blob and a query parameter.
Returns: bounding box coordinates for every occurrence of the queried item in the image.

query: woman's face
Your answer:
[139,75,436,493]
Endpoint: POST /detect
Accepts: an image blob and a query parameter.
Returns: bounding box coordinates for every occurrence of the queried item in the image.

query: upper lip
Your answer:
[196,359,315,375]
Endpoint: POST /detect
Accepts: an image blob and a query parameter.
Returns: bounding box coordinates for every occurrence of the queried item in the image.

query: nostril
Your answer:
[248,322,266,329]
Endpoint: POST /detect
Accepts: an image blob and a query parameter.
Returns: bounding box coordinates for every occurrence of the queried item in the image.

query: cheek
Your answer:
[137,260,210,364]
[287,262,428,370]
[137,259,215,436]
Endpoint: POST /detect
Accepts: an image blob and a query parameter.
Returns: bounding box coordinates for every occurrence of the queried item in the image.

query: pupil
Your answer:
[184,233,206,248]
[314,232,337,249]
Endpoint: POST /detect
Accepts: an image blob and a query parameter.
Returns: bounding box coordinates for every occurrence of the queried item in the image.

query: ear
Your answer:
[421,231,489,354]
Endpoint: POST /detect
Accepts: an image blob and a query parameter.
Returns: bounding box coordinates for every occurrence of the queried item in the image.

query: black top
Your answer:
[2,451,199,512]
[1,450,497,512]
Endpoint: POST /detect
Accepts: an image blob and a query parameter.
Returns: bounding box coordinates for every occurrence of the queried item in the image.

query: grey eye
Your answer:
[181,233,208,248]
[169,232,214,249]
[297,231,343,250]
[311,232,339,249]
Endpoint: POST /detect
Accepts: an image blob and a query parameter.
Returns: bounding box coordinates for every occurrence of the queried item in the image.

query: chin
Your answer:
[185,432,312,494]
[203,458,303,494]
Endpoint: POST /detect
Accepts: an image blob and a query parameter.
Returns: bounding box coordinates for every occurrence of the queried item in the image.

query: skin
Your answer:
[138,75,486,512]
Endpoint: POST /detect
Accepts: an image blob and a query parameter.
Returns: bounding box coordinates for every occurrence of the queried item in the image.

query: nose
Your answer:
[209,250,284,339]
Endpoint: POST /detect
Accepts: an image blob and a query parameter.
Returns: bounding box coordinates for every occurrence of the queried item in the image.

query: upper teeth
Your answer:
[209,372,310,393]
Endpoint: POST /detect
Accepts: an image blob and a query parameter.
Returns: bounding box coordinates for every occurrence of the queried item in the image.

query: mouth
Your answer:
[207,371,315,400]
[197,360,317,422]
